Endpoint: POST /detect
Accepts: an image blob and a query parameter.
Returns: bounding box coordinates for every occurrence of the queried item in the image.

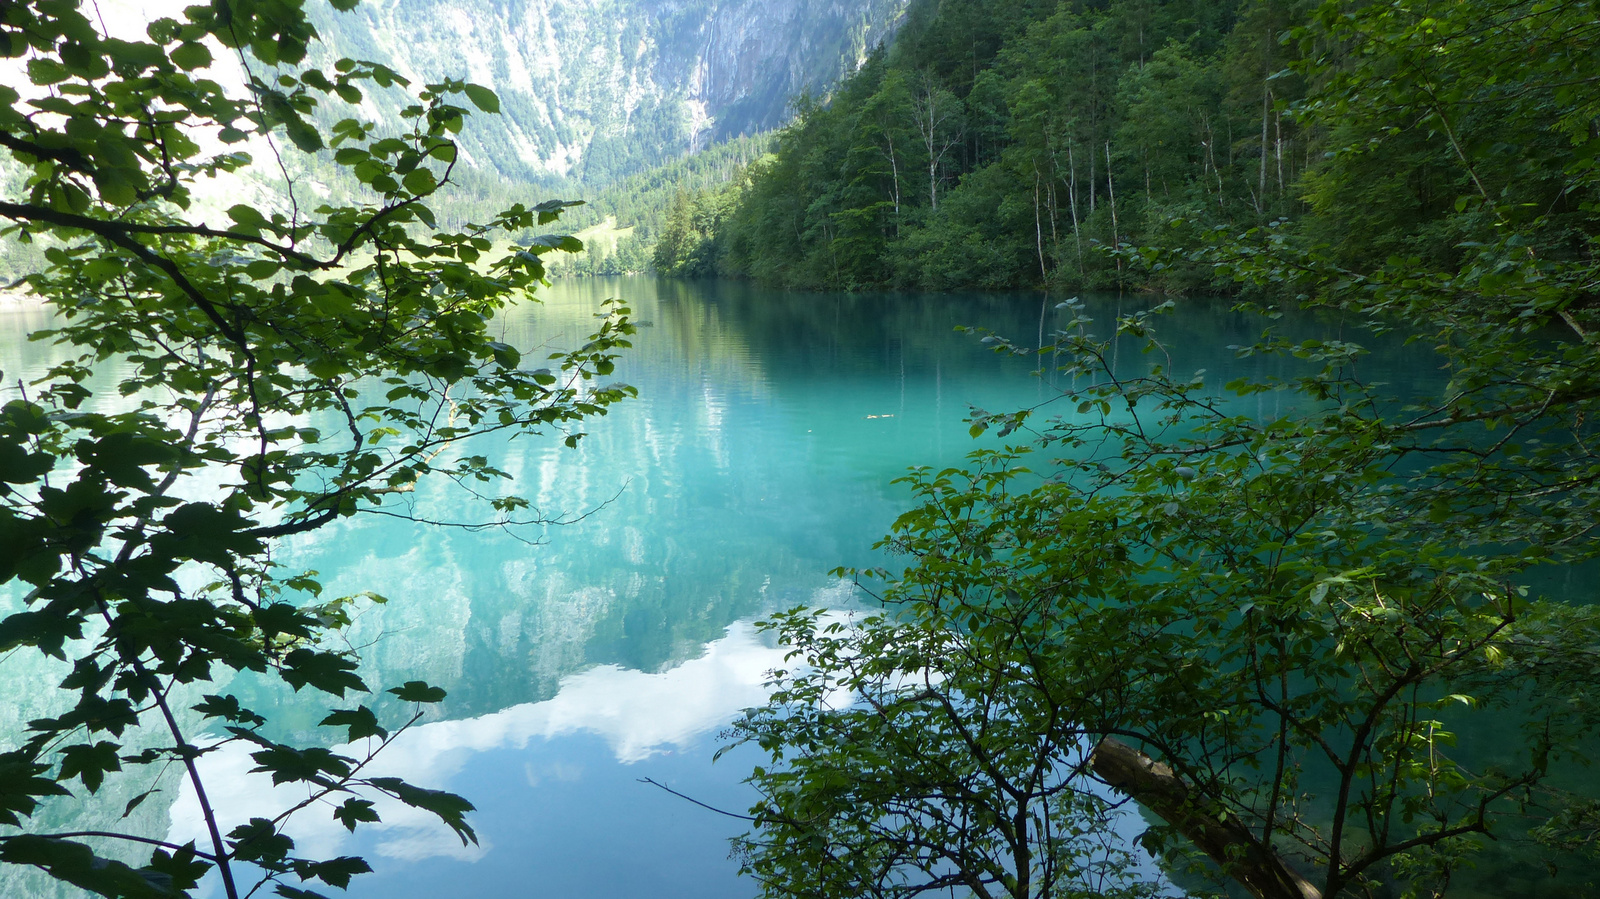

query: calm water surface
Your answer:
[0,277,1452,897]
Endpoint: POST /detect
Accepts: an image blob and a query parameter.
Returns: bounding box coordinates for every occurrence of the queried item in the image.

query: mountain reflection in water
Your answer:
[3,278,1386,898]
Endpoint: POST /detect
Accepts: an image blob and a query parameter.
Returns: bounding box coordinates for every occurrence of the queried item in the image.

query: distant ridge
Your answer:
[311,0,909,185]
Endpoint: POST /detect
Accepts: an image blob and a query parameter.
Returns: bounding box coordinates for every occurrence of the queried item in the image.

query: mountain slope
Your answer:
[313,0,908,184]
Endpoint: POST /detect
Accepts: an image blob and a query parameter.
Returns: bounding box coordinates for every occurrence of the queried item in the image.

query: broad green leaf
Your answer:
[387,681,446,704]
[320,707,387,742]
[170,41,210,70]
[461,83,499,113]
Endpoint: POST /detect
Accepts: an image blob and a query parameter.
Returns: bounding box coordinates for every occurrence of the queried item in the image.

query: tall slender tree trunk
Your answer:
[1274,112,1285,198]
[1047,180,1059,254]
[912,74,960,213]
[1067,141,1084,268]
[1259,80,1272,215]
[923,82,940,211]
[1105,141,1121,280]
[1089,54,1100,217]
[1202,115,1225,213]
[884,131,902,229]
[1088,135,1097,217]
[1033,170,1048,282]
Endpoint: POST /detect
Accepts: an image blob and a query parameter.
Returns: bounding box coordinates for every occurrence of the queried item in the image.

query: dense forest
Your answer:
[545,132,774,276]
[703,1,1600,896]
[654,0,1598,294]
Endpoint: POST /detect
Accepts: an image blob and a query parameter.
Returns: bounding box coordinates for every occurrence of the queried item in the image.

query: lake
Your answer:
[0,276,1523,897]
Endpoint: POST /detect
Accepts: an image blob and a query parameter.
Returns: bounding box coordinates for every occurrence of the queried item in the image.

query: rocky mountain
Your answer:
[312,0,909,184]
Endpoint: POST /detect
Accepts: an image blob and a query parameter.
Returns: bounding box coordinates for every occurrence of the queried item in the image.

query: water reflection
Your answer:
[0,279,1447,898]
[168,618,814,873]
[237,279,1070,729]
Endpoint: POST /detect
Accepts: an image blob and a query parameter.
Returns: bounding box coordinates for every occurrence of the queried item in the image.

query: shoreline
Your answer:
[0,289,45,311]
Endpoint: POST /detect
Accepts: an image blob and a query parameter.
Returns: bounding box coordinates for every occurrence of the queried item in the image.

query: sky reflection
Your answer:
[169,619,790,887]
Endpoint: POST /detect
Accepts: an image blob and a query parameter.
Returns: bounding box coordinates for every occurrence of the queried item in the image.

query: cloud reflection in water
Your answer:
[168,620,787,865]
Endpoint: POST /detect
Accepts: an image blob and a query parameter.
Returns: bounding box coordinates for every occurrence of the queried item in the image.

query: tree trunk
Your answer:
[1087,129,1097,216]
[1259,81,1271,213]
[1067,142,1083,268]
[1201,114,1225,213]
[1090,737,1324,899]
[1104,142,1119,250]
[1033,170,1048,282]
[1275,111,1285,199]
[889,138,901,215]
[1046,178,1059,252]
[885,130,902,226]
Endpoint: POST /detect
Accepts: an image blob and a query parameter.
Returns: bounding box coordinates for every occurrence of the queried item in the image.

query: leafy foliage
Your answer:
[681,0,1277,290]
[727,0,1600,896]
[729,599,1161,899]
[0,0,633,895]
[683,0,1600,293]
[557,131,774,277]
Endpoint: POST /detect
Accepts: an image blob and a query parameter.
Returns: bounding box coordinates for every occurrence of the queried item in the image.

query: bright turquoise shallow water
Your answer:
[0,277,1441,897]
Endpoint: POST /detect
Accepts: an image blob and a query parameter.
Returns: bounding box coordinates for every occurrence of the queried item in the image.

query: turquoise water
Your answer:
[0,277,1445,897]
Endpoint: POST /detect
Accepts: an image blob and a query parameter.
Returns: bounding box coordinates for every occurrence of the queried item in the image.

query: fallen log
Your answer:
[1090,736,1324,899]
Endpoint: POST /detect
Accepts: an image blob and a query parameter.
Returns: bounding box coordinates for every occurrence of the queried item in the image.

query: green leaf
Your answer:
[248,743,353,786]
[0,752,72,827]
[0,609,84,659]
[0,836,175,898]
[92,167,139,206]
[282,115,324,153]
[123,789,158,818]
[0,439,55,484]
[26,58,70,86]
[526,233,583,253]
[75,431,176,490]
[149,502,264,568]
[461,83,499,113]
[58,742,122,793]
[488,342,521,369]
[227,204,267,226]
[245,259,281,279]
[332,797,379,832]
[228,817,294,864]
[320,706,387,741]
[401,167,436,196]
[369,777,476,844]
[280,648,366,696]
[387,681,446,703]
[193,694,267,727]
[147,843,209,891]
[292,855,371,888]
[170,41,211,70]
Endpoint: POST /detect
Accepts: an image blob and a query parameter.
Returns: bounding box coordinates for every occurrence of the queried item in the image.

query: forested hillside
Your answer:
[658,0,1599,293]
[546,132,774,276]
[713,1,1600,896]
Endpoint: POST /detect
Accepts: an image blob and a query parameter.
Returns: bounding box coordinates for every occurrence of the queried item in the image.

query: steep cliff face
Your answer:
[313,0,908,183]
